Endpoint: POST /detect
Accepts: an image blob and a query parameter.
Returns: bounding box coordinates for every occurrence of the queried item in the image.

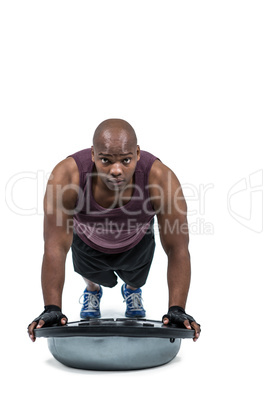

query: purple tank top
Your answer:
[69,149,159,253]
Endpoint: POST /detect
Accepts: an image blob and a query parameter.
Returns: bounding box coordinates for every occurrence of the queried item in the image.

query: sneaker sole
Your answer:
[80,313,101,319]
[125,312,146,318]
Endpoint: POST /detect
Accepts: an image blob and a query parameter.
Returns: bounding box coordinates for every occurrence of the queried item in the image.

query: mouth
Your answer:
[107,179,125,186]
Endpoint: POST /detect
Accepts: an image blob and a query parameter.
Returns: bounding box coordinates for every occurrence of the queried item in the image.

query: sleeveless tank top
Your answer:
[69,149,159,254]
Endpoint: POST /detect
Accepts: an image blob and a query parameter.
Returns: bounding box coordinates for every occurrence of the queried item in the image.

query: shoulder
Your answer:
[148,160,186,215]
[149,159,179,187]
[49,156,79,186]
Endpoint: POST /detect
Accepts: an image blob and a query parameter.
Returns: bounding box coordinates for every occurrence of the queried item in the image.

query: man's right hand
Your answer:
[28,305,68,342]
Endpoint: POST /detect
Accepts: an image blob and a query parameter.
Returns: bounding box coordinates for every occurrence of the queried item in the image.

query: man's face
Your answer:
[91,129,140,191]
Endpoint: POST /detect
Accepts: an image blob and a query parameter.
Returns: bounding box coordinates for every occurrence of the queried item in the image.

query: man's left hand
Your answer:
[162,306,201,342]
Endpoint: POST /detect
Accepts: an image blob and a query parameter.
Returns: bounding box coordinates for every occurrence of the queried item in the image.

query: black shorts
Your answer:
[71,222,156,288]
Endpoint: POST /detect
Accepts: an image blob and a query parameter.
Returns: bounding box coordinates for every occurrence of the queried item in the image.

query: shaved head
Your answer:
[93,119,137,151]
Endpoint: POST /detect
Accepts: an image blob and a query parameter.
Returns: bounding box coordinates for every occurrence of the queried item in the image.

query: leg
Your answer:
[71,233,117,319]
[115,220,156,289]
[72,232,118,288]
[117,223,156,317]
[83,277,100,292]
[126,285,137,291]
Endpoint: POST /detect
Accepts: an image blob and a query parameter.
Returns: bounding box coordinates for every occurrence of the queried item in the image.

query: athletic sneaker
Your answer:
[79,286,103,319]
[121,283,146,318]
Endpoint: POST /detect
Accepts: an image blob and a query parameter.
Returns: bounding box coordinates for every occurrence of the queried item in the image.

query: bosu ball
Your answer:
[34,318,194,370]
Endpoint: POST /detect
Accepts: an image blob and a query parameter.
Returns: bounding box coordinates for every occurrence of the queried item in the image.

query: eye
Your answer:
[123,158,131,164]
[101,158,109,164]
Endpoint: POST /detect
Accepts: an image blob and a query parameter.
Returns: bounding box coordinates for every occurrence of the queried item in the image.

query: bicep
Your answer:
[150,163,189,253]
[43,163,77,253]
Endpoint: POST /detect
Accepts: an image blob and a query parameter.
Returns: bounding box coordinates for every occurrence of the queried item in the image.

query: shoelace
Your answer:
[79,292,100,311]
[123,292,144,311]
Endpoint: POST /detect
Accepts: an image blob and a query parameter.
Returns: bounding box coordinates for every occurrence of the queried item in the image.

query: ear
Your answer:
[91,146,95,162]
[136,145,141,161]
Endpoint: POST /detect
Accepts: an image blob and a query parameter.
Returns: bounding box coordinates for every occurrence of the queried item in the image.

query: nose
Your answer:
[110,162,122,177]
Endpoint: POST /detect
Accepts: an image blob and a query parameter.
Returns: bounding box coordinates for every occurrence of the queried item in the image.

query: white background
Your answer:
[1,1,267,401]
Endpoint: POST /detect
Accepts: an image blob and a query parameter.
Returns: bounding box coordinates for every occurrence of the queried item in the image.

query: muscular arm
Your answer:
[42,158,79,306]
[149,160,190,308]
[149,160,200,341]
[28,157,79,341]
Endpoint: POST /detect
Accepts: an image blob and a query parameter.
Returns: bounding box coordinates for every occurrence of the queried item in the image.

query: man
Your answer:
[28,119,201,342]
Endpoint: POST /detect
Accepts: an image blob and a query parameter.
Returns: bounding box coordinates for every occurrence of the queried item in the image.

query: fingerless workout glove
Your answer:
[162,306,199,327]
[33,305,68,327]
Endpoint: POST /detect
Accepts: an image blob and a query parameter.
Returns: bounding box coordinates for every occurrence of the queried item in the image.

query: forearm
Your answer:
[167,249,191,309]
[41,248,67,308]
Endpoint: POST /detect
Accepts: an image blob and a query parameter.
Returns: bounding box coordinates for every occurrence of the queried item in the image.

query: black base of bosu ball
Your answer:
[34,318,194,370]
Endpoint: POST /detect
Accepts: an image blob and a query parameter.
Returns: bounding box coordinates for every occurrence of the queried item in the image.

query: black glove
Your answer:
[162,306,200,328]
[31,305,68,327]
